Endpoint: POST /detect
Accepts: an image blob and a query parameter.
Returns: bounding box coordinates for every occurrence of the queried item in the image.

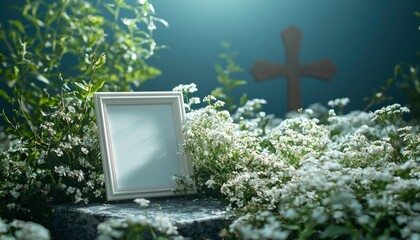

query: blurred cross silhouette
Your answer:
[251,25,336,112]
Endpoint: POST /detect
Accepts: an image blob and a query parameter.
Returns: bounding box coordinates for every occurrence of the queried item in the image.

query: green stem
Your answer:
[114,6,119,22]
[84,69,96,105]
[51,0,68,52]
[0,30,14,54]
[17,95,43,143]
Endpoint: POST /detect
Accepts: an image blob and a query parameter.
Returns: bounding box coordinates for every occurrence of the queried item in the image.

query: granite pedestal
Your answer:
[50,198,227,240]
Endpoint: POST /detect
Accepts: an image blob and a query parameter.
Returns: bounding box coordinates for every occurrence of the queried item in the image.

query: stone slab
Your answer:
[50,197,226,240]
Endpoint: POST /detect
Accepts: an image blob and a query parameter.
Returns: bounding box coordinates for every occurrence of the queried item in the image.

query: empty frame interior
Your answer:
[94,92,194,200]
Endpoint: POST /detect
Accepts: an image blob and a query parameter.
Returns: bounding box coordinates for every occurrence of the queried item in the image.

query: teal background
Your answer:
[143,0,420,116]
[1,1,419,117]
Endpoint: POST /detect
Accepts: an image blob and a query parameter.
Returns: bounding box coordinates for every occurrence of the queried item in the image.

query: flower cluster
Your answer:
[0,86,105,220]
[97,214,182,240]
[181,85,420,239]
[233,98,282,136]
[181,96,264,197]
[172,83,199,112]
[0,218,50,240]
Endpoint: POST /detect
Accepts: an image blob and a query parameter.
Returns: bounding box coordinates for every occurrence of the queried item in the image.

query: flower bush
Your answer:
[97,214,182,240]
[0,218,50,240]
[0,0,166,228]
[180,88,420,239]
[0,55,107,222]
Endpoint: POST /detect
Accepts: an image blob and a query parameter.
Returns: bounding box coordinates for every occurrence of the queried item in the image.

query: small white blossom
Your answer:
[67,106,76,113]
[147,20,156,31]
[328,97,350,108]
[81,147,89,155]
[205,176,215,189]
[10,220,50,240]
[134,198,150,207]
[52,148,63,157]
[188,97,200,105]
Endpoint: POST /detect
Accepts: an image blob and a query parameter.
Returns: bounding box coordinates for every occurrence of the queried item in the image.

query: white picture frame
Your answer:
[94,91,195,201]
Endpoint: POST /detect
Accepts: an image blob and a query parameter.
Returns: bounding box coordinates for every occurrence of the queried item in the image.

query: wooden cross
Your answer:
[251,25,336,111]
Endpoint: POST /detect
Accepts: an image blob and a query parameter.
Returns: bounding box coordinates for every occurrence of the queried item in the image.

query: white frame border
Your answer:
[94,91,194,201]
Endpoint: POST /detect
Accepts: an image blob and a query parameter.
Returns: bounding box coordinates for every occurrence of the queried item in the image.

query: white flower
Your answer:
[328,97,350,108]
[66,187,76,194]
[187,83,198,93]
[214,100,225,108]
[133,198,150,207]
[0,218,8,234]
[74,170,85,182]
[54,166,67,176]
[10,189,20,198]
[72,136,81,146]
[6,203,16,210]
[147,20,156,31]
[74,189,84,203]
[172,83,198,93]
[203,95,216,103]
[12,220,50,240]
[153,215,178,235]
[409,220,420,232]
[67,106,76,113]
[205,176,215,189]
[53,148,63,157]
[188,97,200,105]
[81,147,89,155]
[121,18,136,28]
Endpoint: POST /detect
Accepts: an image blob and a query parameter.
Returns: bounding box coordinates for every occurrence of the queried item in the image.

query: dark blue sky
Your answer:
[143,1,420,116]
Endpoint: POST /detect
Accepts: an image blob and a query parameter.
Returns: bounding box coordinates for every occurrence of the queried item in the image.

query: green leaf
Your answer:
[26,151,40,164]
[93,53,107,70]
[2,109,13,126]
[211,87,225,99]
[39,97,52,106]
[153,17,169,27]
[299,222,316,239]
[239,93,248,106]
[8,20,25,34]
[104,4,116,15]
[73,82,87,92]
[22,6,45,28]
[91,79,106,93]
[320,225,353,239]
[221,41,230,49]
[215,64,224,75]
[394,65,403,76]
[281,224,299,230]
[217,75,229,85]
[14,66,19,77]
[0,89,10,100]
[218,53,229,60]
[228,80,247,89]
[36,74,50,85]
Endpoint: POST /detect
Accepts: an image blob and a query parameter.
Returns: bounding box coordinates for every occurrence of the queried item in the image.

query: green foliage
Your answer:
[0,56,106,223]
[365,63,420,121]
[393,63,420,119]
[0,0,165,126]
[365,11,420,121]
[211,42,247,111]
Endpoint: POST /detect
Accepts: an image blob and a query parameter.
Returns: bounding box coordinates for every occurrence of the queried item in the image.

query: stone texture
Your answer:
[50,197,227,240]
